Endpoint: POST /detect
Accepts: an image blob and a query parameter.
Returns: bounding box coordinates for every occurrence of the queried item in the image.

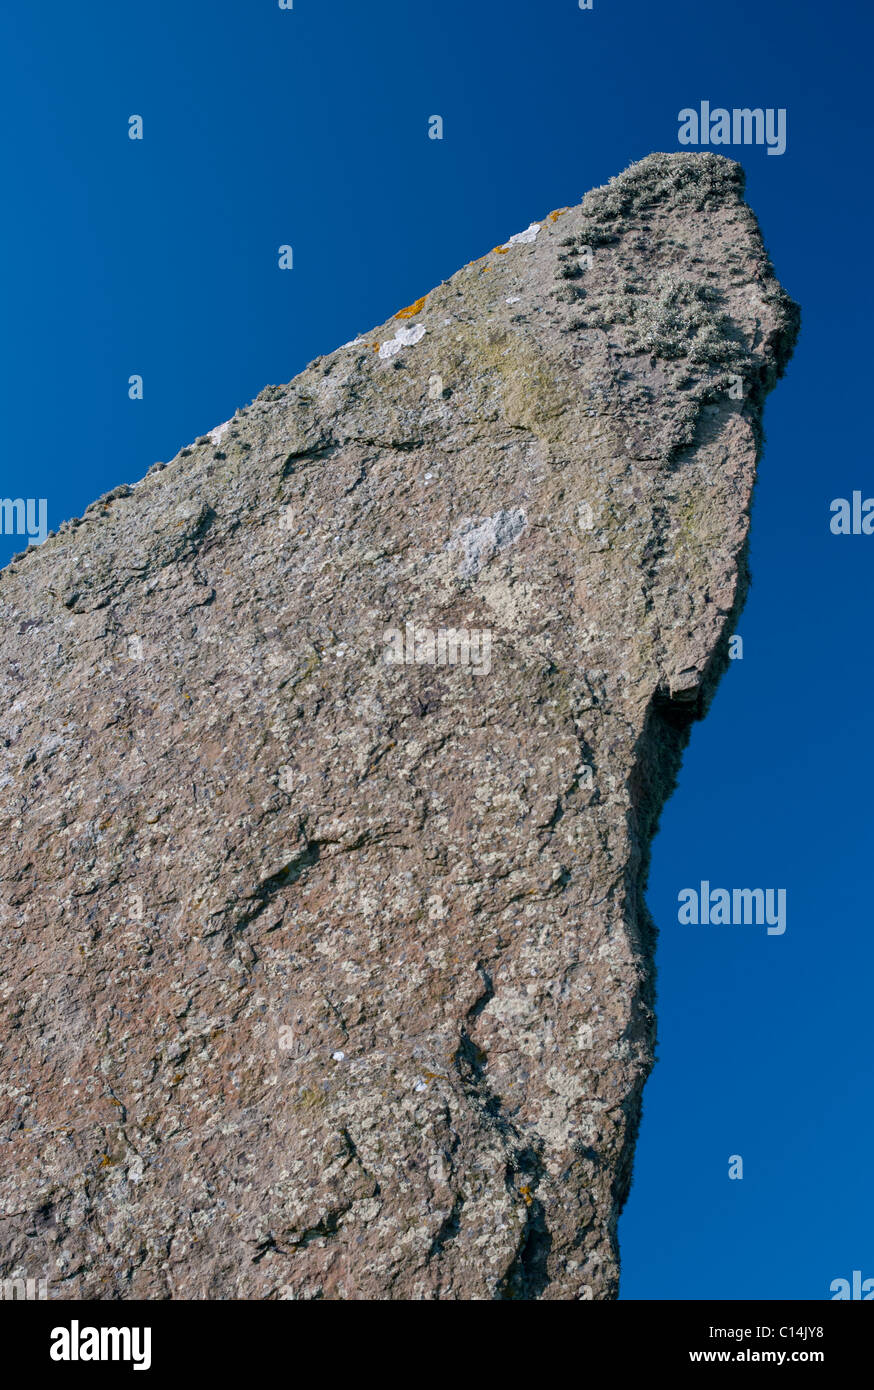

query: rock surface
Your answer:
[0,153,798,1300]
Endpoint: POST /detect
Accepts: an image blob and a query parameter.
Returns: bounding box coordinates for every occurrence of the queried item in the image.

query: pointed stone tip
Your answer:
[582,150,748,221]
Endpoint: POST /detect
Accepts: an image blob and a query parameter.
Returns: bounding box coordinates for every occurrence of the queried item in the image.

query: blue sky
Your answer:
[1,0,870,1299]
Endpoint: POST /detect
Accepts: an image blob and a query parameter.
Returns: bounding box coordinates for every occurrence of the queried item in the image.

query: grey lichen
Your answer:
[616,275,745,364]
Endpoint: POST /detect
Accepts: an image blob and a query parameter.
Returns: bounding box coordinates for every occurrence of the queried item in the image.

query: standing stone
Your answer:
[0,153,798,1300]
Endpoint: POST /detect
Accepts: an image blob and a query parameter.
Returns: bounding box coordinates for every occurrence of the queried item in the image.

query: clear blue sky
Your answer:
[2,0,870,1299]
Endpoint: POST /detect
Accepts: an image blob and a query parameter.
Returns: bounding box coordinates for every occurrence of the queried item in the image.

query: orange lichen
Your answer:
[520,1184,533,1206]
[395,295,428,319]
[492,246,509,254]
[549,208,569,222]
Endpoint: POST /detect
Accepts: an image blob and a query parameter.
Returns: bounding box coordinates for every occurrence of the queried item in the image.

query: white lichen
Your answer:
[378,324,427,360]
[208,419,233,445]
[450,507,527,577]
[500,223,540,249]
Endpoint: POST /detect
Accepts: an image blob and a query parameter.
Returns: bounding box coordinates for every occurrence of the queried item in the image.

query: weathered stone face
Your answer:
[0,153,797,1300]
